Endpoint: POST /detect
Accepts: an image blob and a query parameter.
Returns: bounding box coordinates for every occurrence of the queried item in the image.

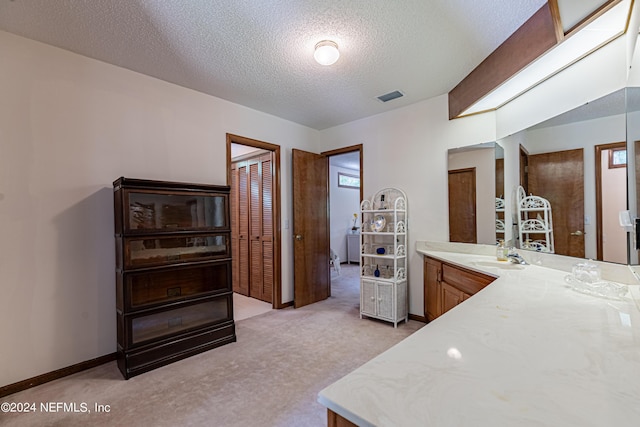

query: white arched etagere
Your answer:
[496,197,506,243]
[517,186,554,253]
[359,188,408,327]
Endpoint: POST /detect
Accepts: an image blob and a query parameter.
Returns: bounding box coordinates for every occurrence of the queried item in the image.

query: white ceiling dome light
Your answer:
[314,40,340,66]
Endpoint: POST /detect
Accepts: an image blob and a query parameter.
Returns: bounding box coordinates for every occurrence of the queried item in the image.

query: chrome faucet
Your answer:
[507,252,528,265]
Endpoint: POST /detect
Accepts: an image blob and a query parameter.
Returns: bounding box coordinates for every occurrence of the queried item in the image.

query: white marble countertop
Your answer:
[318,243,640,426]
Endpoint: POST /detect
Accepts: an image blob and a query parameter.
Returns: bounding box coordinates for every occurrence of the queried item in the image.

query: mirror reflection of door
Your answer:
[527,148,585,258]
[448,168,477,243]
[448,144,498,245]
[595,142,627,264]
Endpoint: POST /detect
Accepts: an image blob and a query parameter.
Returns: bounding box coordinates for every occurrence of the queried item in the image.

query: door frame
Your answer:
[226,134,284,309]
[321,144,363,296]
[595,141,626,261]
[321,144,364,203]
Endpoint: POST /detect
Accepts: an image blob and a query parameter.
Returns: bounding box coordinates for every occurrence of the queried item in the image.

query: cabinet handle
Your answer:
[370,297,375,301]
[437,268,442,283]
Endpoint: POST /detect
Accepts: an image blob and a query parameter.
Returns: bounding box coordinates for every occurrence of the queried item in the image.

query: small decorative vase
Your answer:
[374,265,380,277]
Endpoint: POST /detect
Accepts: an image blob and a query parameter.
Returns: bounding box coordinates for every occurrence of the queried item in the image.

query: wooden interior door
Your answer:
[528,148,584,257]
[292,149,329,308]
[448,168,477,243]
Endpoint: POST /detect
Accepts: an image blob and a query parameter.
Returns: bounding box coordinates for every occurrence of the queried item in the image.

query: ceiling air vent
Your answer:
[377,90,404,103]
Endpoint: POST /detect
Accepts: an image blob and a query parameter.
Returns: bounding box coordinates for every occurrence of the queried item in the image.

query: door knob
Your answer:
[295,234,303,241]
[571,230,584,236]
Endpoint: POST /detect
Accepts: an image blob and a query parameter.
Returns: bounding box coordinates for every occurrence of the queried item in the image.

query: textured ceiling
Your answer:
[0,0,546,130]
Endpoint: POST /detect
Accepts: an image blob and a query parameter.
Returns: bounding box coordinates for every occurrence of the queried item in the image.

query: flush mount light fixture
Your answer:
[314,40,340,66]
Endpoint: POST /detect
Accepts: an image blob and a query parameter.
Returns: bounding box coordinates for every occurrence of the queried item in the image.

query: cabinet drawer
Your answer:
[124,262,231,310]
[125,295,232,347]
[441,263,494,296]
[122,233,229,269]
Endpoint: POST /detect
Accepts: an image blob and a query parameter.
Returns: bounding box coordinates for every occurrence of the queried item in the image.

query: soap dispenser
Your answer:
[496,240,508,261]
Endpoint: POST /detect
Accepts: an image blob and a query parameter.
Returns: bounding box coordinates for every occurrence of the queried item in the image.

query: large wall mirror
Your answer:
[515,89,627,262]
[447,1,640,266]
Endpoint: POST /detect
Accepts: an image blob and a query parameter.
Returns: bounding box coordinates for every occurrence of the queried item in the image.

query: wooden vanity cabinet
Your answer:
[114,177,236,379]
[424,256,495,321]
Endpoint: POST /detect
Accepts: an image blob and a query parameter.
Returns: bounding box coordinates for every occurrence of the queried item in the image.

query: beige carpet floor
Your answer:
[1,265,424,427]
[233,292,273,321]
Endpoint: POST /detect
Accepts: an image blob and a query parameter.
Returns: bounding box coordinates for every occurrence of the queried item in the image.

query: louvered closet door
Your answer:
[231,163,239,294]
[232,153,274,304]
[260,154,273,303]
[236,161,250,296]
[249,159,264,300]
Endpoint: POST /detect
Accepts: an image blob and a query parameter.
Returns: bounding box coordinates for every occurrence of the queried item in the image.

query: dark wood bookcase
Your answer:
[113,177,236,379]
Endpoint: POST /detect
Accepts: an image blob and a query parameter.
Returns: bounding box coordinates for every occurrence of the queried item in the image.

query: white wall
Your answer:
[329,165,360,262]
[0,31,320,387]
[319,96,496,316]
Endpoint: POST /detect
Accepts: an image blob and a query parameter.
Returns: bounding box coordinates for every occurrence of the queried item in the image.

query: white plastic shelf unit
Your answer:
[359,187,408,327]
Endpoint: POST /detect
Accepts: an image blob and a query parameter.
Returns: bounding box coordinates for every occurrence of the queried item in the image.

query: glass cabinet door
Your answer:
[124,233,229,269]
[125,190,228,233]
[129,295,231,346]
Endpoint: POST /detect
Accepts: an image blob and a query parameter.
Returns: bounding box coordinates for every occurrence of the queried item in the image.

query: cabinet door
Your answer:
[127,294,232,347]
[361,279,377,315]
[124,190,228,233]
[124,233,229,269]
[424,257,442,321]
[376,282,394,320]
[441,281,465,314]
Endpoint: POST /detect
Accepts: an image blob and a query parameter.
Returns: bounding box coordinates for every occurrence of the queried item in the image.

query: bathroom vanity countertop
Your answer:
[318,246,640,426]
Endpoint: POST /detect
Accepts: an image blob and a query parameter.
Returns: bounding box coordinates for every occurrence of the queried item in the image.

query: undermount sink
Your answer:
[471,260,526,270]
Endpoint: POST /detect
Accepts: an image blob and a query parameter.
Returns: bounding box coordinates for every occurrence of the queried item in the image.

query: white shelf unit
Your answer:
[496,197,505,244]
[359,187,408,327]
[517,185,554,253]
